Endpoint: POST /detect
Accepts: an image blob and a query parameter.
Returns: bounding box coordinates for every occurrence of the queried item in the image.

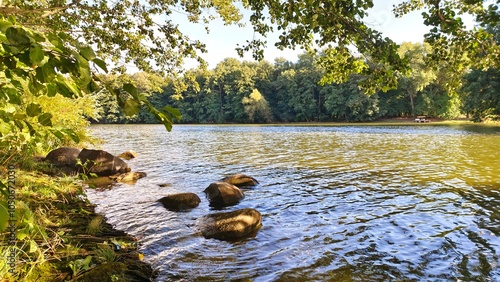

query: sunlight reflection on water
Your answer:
[86,124,500,281]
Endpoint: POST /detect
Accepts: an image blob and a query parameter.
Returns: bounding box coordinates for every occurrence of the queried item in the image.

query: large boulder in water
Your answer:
[204,182,244,207]
[196,208,262,240]
[44,147,81,167]
[221,173,259,188]
[77,148,130,176]
[158,193,201,211]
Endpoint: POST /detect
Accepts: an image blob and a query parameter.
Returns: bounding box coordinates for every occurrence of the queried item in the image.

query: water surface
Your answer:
[87,124,500,281]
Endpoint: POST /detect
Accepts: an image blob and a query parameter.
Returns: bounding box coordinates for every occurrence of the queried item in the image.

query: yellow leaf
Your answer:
[138,253,144,261]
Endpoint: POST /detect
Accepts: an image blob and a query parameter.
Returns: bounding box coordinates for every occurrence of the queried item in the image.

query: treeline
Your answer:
[92,43,500,124]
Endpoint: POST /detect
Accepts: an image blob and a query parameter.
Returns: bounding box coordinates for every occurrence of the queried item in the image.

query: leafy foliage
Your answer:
[461,68,500,121]
[0,15,181,164]
[395,0,500,71]
[1,0,499,94]
[0,0,241,73]
[242,89,272,122]
[94,46,493,125]
[0,15,100,160]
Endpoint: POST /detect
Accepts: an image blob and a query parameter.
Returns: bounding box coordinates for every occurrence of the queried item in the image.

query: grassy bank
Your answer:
[0,166,155,281]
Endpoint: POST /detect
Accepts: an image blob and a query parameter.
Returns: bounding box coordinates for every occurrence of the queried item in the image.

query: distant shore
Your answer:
[90,118,500,128]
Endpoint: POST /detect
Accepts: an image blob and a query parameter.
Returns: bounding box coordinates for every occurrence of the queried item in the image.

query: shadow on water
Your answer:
[452,124,500,135]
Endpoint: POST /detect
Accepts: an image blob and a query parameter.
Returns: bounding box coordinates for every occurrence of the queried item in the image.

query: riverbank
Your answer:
[278,118,500,127]
[0,167,156,281]
[96,118,500,128]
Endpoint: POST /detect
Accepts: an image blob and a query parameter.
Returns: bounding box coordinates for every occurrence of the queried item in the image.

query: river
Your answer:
[86,124,500,281]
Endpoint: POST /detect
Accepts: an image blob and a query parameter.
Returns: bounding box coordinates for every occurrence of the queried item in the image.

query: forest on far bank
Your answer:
[92,42,500,125]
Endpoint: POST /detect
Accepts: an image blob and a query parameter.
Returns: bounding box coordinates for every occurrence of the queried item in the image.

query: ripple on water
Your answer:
[86,124,500,281]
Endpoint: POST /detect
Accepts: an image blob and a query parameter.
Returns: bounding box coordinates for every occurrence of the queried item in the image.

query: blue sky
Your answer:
[174,0,433,69]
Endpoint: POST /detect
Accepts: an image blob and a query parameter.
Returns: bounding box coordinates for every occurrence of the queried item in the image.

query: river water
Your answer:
[86,124,500,281]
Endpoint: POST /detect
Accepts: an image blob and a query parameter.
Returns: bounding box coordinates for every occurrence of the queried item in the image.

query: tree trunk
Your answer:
[409,90,416,118]
[218,84,224,122]
[317,91,321,121]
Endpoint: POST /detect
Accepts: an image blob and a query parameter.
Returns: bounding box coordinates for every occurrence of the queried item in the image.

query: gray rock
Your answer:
[77,148,130,176]
[44,147,81,167]
[196,208,262,240]
[158,193,201,211]
[204,182,244,207]
[221,173,259,187]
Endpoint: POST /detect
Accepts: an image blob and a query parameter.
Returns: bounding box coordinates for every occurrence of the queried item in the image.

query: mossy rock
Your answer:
[76,262,127,282]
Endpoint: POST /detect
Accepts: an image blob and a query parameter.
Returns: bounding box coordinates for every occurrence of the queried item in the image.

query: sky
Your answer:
[173,0,433,70]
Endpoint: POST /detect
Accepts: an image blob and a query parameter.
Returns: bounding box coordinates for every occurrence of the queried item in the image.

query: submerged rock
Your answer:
[196,208,262,240]
[110,171,147,183]
[117,150,137,160]
[158,193,201,211]
[204,182,244,207]
[77,148,130,176]
[221,173,259,188]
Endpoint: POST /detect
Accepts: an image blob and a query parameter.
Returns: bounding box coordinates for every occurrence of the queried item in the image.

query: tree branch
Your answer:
[433,0,452,24]
[0,0,82,17]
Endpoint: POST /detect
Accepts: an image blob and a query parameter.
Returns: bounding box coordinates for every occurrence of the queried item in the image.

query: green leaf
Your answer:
[4,87,21,105]
[80,46,96,61]
[123,99,141,116]
[42,63,56,81]
[154,111,173,131]
[0,181,9,199]
[47,83,57,97]
[29,239,38,253]
[82,255,93,269]
[7,15,16,25]
[25,121,36,136]
[123,83,138,98]
[138,93,148,102]
[30,31,46,43]
[51,130,64,141]
[5,27,30,46]
[0,121,11,134]
[26,103,42,117]
[114,92,126,108]
[61,129,80,143]
[0,201,8,232]
[0,19,13,33]
[14,113,25,120]
[29,44,44,66]
[13,119,24,130]
[92,58,108,73]
[163,105,182,120]
[38,113,53,126]
[4,57,16,69]
[17,229,27,240]
[0,110,11,121]
[55,74,81,97]
[2,43,21,55]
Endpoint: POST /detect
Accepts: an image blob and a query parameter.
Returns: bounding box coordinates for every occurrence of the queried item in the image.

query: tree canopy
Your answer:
[1,1,499,89]
[93,44,498,125]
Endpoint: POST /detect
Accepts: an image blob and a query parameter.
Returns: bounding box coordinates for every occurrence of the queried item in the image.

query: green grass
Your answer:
[86,215,104,236]
[0,164,154,281]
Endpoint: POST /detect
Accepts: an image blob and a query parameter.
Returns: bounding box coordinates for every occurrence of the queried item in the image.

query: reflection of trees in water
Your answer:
[458,134,500,188]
